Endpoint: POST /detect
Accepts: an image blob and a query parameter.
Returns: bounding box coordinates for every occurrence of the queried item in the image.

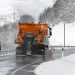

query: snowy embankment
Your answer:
[34,53,75,75]
[49,22,75,46]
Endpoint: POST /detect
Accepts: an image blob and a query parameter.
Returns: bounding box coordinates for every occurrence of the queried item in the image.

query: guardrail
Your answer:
[49,46,75,60]
[0,51,15,56]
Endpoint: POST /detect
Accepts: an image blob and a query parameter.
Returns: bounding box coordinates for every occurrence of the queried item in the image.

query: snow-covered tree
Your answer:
[39,0,75,25]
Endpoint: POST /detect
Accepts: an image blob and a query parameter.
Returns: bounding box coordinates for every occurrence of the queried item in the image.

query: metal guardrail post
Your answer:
[50,47,54,60]
[62,48,64,58]
[0,37,1,51]
[0,42,1,51]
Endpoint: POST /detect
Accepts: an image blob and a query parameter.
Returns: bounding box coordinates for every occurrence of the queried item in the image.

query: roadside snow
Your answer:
[34,53,75,75]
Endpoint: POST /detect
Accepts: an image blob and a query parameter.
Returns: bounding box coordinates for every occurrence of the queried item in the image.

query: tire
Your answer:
[43,48,47,61]
[43,51,45,61]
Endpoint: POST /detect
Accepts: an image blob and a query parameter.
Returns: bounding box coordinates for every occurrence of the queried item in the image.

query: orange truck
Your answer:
[15,22,52,60]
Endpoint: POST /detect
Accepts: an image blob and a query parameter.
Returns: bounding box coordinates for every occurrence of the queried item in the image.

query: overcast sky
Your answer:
[0,0,56,20]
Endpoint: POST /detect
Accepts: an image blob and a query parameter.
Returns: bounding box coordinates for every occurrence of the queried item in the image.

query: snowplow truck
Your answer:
[15,22,52,59]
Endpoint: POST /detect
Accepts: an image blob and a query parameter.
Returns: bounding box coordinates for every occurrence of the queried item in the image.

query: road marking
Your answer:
[11,64,32,75]
[11,60,40,75]
[18,69,34,72]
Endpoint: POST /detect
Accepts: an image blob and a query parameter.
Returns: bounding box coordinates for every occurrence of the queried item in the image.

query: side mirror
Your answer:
[48,27,52,38]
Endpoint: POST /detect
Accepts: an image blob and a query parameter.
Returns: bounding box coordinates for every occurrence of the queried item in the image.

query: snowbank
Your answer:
[34,53,75,75]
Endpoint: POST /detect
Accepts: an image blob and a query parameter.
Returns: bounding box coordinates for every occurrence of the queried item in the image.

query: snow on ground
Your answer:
[49,22,75,46]
[34,53,75,75]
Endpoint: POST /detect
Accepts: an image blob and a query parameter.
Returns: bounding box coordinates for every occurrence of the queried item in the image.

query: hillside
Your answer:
[39,0,75,25]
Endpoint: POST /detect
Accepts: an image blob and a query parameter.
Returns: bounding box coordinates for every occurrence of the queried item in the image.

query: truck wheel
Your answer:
[43,51,45,61]
[43,48,47,61]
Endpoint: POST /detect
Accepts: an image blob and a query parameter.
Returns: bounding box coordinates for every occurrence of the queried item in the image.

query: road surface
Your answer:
[0,48,75,75]
[0,54,47,75]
